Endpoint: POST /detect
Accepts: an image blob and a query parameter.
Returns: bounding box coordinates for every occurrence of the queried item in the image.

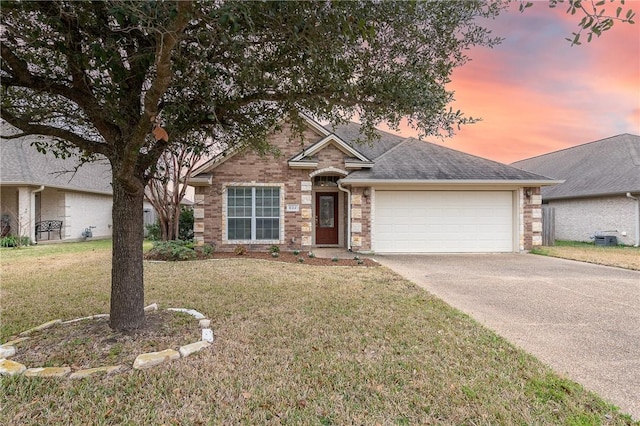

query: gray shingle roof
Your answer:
[1,135,112,194]
[326,122,405,160]
[337,134,552,182]
[511,134,640,199]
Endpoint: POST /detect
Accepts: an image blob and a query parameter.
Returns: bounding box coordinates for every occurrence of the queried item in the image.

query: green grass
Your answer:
[0,238,113,260]
[1,241,637,425]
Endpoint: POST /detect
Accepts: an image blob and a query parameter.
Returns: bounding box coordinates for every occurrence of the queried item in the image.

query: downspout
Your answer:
[30,186,45,243]
[626,192,639,247]
[337,180,351,251]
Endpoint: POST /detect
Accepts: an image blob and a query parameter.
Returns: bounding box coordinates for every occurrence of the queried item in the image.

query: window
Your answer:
[227,186,280,241]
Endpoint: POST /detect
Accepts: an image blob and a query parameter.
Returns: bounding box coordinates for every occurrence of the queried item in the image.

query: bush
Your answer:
[1,235,31,248]
[145,221,161,241]
[145,206,194,242]
[179,207,194,241]
[202,243,215,256]
[147,240,197,261]
[268,245,280,254]
[234,245,247,256]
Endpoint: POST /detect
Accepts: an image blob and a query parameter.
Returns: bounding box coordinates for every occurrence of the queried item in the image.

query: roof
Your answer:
[511,134,640,200]
[190,115,558,186]
[1,135,113,195]
[326,122,554,184]
[326,122,406,160]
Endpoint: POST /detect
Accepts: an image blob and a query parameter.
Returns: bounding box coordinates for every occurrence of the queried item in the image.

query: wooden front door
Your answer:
[315,192,338,245]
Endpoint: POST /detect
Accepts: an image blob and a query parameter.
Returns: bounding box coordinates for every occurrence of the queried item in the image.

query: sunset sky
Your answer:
[393,1,640,164]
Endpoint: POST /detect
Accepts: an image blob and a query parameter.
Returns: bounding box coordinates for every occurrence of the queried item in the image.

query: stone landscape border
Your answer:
[0,303,213,379]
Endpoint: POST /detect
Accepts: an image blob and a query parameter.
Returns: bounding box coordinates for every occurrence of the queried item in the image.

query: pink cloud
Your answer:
[393,1,640,163]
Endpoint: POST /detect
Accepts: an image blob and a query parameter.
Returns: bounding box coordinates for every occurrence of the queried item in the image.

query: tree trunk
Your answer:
[109,176,145,331]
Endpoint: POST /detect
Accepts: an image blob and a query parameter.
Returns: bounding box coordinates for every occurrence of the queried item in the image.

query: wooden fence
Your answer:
[541,205,555,246]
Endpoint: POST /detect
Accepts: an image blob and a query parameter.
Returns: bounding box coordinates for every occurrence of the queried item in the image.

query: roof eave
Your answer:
[187,174,213,187]
[340,179,564,186]
[344,161,374,169]
[544,189,640,201]
[288,160,319,169]
[0,181,113,195]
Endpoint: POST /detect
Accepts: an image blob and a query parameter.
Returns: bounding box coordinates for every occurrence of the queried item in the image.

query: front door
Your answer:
[315,192,338,245]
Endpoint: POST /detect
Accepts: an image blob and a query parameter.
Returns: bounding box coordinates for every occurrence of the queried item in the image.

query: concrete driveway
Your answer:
[373,253,640,419]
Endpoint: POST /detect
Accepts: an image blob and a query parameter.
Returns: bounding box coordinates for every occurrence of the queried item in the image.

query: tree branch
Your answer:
[1,110,111,157]
[122,1,194,183]
[1,45,120,143]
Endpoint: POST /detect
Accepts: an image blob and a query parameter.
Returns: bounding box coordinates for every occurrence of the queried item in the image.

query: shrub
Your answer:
[145,207,194,242]
[145,221,161,241]
[179,207,194,241]
[1,235,31,248]
[268,245,280,254]
[307,251,315,258]
[293,250,300,256]
[331,257,339,262]
[147,240,197,261]
[202,243,215,256]
[234,245,247,256]
[297,257,304,263]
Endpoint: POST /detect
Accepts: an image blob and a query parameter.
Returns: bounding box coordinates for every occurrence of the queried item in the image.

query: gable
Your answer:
[288,135,373,170]
[191,116,373,179]
[192,116,334,178]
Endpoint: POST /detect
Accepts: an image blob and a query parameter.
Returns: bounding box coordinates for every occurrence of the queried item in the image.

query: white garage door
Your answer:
[374,191,514,253]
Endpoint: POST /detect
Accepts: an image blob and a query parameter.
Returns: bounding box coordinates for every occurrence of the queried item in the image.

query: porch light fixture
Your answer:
[363,188,370,198]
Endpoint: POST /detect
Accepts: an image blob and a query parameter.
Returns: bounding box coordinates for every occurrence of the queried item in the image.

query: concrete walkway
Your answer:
[371,253,640,420]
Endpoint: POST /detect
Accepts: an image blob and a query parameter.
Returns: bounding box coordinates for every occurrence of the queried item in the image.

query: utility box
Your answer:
[594,235,617,246]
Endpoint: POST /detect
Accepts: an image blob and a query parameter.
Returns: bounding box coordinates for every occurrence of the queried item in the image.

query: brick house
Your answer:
[512,134,640,247]
[190,116,558,253]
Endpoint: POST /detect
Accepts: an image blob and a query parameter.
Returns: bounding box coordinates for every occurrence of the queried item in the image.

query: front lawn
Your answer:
[531,240,640,270]
[1,242,636,424]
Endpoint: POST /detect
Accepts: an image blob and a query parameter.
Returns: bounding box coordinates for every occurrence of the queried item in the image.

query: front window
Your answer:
[227,186,280,241]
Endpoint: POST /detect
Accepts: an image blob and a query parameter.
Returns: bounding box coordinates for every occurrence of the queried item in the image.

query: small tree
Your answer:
[145,145,202,241]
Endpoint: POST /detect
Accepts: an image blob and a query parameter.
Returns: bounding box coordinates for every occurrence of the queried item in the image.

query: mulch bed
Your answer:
[145,249,379,267]
[9,310,200,372]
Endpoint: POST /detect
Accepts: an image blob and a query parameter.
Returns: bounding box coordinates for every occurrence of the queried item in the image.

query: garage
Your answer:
[374,190,514,253]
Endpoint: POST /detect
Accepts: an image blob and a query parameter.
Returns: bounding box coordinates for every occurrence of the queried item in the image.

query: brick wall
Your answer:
[349,186,372,251]
[548,195,637,245]
[521,187,542,250]
[194,123,352,251]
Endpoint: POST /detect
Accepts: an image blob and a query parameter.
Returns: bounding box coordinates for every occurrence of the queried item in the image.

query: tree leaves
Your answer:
[522,0,636,46]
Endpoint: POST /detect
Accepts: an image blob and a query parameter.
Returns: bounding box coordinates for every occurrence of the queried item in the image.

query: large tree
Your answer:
[1,1,632,331]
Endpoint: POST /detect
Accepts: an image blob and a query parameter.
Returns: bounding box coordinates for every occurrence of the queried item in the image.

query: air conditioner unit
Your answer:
[594,235,617,246]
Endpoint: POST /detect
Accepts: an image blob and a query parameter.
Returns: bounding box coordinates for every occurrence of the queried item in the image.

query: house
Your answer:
[189,116,558,253]
[0,134,113,242]
[512,134,640,246]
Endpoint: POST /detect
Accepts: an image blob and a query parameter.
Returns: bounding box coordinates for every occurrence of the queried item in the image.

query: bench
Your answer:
[35,220,63,241]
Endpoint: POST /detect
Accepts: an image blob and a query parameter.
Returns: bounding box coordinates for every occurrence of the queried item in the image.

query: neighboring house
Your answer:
[190,116,558,253]
[1,134,113,242]
[512,134,640,247]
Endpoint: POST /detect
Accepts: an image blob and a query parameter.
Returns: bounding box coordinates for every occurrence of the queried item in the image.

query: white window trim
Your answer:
[222,183,285,245]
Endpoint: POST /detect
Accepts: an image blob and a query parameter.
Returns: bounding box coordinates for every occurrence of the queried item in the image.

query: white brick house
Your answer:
[1,134,113,242]
[512,134,640,246]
